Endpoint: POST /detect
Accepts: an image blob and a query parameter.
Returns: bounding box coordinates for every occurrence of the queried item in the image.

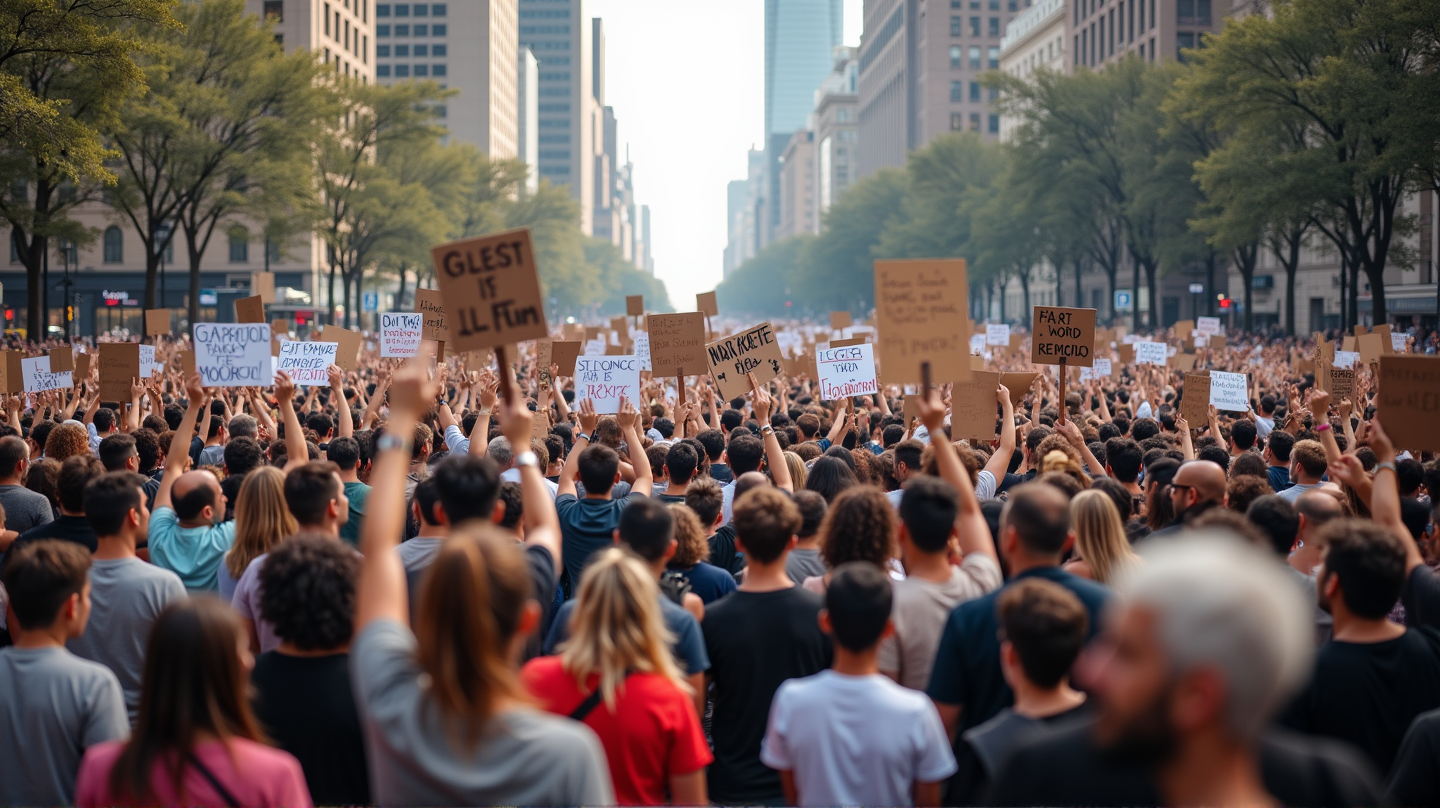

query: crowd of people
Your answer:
[0,322,1437,807]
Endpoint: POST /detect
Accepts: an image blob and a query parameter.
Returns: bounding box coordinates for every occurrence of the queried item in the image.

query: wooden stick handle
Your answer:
[495,344,515,403]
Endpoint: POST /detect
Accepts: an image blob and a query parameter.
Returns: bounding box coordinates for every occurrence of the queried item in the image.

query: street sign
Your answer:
[1188,283,1204,294]
[1114,290,1132,312]
[199,289,218,306]
[363,292,379,312]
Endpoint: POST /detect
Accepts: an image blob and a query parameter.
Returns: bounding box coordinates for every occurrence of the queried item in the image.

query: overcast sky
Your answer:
[586,0,864,310]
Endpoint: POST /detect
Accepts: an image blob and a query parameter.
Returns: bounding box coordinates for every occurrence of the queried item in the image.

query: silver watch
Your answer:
[515,450,540,469]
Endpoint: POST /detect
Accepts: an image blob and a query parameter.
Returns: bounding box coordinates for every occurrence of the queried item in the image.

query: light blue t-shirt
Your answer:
[147,506,236,592]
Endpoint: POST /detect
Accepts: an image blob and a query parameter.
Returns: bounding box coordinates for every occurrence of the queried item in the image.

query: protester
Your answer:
[12,455,104,553]
[0,434,54,536]
[217,466,295,602]
[1063,488,1139,585]
[666,502,738,604]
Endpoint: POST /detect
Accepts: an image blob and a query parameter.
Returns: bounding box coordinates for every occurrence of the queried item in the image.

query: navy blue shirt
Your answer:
[544,595,711,675]
[555,492,642,596]
[928,567,1111,736]
[671,561,738,604]
[1269,465,1292,493]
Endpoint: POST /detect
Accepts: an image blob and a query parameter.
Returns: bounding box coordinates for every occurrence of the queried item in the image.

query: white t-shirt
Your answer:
[761,670,957,807]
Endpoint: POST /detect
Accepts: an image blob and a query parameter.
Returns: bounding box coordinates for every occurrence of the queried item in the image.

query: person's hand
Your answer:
[577,397,599,433]
[478,373,499,411]
[273,370,296,404]
[917,389,946,434]
[997,383,1011,408]
[375,363,392,388]
[1309,390,1331,417]
[1175,415,1189,433]
[1056,419,1084,448]
[328,364,344,390]
[495,387,534,447]
[131,377,145,399]
[183,372,204,404]
[1338,397,1353,421]
[1369,418,1396,462]
[1327,454,1367,490]
[615,397,637,430]
[751,373,773,422]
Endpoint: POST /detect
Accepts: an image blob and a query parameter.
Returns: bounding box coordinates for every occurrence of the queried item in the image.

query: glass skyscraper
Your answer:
[764,0,843,235]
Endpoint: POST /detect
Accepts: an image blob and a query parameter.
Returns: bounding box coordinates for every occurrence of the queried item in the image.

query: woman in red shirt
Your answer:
[523,547,712,805]
[75,598,311,808]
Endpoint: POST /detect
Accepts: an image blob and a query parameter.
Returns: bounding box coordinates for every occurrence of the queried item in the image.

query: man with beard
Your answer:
[987,534,1382,807]
[1144,460,1227,542]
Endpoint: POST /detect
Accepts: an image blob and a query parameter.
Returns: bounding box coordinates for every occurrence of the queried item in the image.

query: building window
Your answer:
[229,231,248,263]
[394,23,407,35]
[377,23,389,35]
[951,15,962,35]
[414,63,427,76]
[376,2,389,14]
[988,46,999,67]
[431,3,445,15]
[1008,0,1017,9]
[1150,0,1155,29]
[412,23,426,35]
[377,63,390,76]
[324,2,330,35]
[989,0,999,8]
[989,16,999,36]
[393,3,408,15]
[1177,31,1196,59]
[970,80,980,101]
[431,63,446,76]
[969,113,981,131]
[969,45,981,67]
[951,112,964,130]
[430,23,445,35]
[395,63,409,77]
[412,1,426,14]
[361,34,367,62]
[413,43,427,56]
[969,16,980,35]
[103,226,123,263]
[394,43,408,56]
[989,113,1000,133]
[949,45,962,67]
[950,80,963,101]
[432,44,446,55]
[377,43,389,56]
[988,85,999,100]
[263,0,283,22]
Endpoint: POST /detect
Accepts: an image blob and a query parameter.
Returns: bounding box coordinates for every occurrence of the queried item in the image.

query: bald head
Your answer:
[734,471,771,503]
[172,470,222,525]
[1176,460,1227,505]
[1002,482,1072,557]
[1296,489,1344,535]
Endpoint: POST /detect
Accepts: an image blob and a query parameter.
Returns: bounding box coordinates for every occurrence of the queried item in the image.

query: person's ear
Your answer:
[490,500,506,525]
[128,507,141,529]
[818,609,832,636]
[614,470,621,485]
[664,538,678,562]
[712,512,724,531]
[613,527,622,546]
[1062,531,1076,555]
[516,599,541,637]
[328,498,341,520]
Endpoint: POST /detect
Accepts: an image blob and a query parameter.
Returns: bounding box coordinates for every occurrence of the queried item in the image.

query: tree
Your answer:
[716,235,812,318]
[791,167,908,312]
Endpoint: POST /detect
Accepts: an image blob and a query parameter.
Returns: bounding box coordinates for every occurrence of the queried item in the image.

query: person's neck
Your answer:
[206,437,221,447]
[1005,551,1060,578]
[277,641,349,657]
[12,624,67,649]
[0,475,22,487]
[337,468,361,483]
[1011,679,1086,719]
[739,557,795,592]
[1158,732,1275,808]
[92,534,138,561]
[584,488,614,500]
[299,522,340,539]
[1331,610,1407,644]
[903,547,954,584]
[647,559,669,578]
[667,478,692,497]
[1295,474,1321,486]
[794,534,820,550]
[416,524,447,538]
[179,517,214,529]
[831,645,881,676]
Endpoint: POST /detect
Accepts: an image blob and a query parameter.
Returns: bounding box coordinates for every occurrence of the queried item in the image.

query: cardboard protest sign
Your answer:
[1333,350,1359,370]
[1196,316,1221,337]
[1209,335,1227,353]
[816,343,879,401]
[74,352,92,383]
[1358,332,1387,364]
[950,371,1000,442]
[549,340,582,376]
[253,272,275,305]
[831,337,868,349]
[276,341,338,386]
[647,313,708,377]
[584,338,607,356]
[970,354,987,370]
[829,311,852,331]
[626,295,644,317]
[1135,341,1168,366]
[902,394,920,432]
[145,309,170,337]
[1000,372,1037,409]
[696,291,719,317]
[48,347,73,373]
[1030,306,1097,367]
[785,354,817,378]
[1182,374,1210,424]
[140,345,161,380]
[0,352,20,394]
[178,350,194,376]
[605,345,623,356]
[1092,357,1113,378]
[1329,366,1355,401]
[1392,332,1408,352]
[1377,356,1440,451]
[1170,352,1197,371]
[22,356,70,392]
[320,326,362,370]
[1174,320,1194,340]
[874,259,971,384]
[706,322,785,400]
[632,331,651,371]
[98,343,140,402]
[609,316,628,336]
[192,323,272,387]
[573,356,641,414]
[1118,344,1135,365]
[413,289,451,342]
[985,323,1010,347]
[1341,335,1357,353]
[429,228,547,351]
[235,295,265,323]
[1209,371,1249,412]
[1009,333,1024,354]
[380,313,423,358]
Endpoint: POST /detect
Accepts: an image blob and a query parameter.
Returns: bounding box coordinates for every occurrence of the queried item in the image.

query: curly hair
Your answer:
[818,486,896,571]
[44,422,90,463]
[258,532,359,651]
[667,504,711,567]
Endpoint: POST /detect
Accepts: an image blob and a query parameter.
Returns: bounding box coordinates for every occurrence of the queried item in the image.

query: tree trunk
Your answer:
[1347,260,1360,329]
[1283,237,1300,336]
[342,271,354,329]
[1234,242,1258,333]
[1205,253,1218,317]
[21,234,44,344]
[1365,264,1387,326]
[1143,259,1159,330]
[396,262,409,312]
[1131,258,1142,332]
[1019,268,1031,316]
[326,258,338,326]
[1072,259,1083,312]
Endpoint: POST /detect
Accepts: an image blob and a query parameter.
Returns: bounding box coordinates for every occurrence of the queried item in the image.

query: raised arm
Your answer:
[750,374,792,492]
[126,377,144,432]
[495,390,561,575]
[558,398,599,498]
[916,389,996,564]
[469,374,497,458]
[360,365,390,430]
[1175,416,1195,460]
[1366,419,1419,569]
[275,371,308,472]
[153,373,204,511]
[825,397,850,446]
[617,396,653,497]
[981,384,1016,482]
[329,365,354,438]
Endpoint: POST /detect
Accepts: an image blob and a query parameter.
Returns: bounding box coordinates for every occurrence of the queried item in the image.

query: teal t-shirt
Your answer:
[341,481,372,547]
[146,507,236,592]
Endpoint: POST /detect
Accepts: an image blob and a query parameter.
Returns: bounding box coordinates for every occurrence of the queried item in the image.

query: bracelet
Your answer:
[1316,423,1331,433]
[375,433,412,454]
[576,433,592,443]
[515,450,539,469]
[479,408,492,417]
[1375,461,1397,474]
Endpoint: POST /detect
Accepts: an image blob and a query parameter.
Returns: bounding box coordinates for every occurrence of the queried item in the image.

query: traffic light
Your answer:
[1219,298,1232,310]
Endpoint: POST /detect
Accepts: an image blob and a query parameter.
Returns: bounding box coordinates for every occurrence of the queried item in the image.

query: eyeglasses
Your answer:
[1168,483,1194,493]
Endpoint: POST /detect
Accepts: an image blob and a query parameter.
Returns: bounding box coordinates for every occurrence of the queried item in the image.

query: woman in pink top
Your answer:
[75,598,311,808]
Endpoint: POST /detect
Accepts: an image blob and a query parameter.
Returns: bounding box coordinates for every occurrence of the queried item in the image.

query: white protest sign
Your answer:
[1333,350,1360,370]
[1391,333,1408,352]
[1135,341,1169,366]
[276,341,339,386]
[633,331,652,371]
[985,323,1010,347]
[1209,371,1249,412]
[584,338,607,356]
[379,313,423,358]
[1196,316,1221,336]
[574,356,641,414]
[1122,334,1140,344]
[1193,335,1209,347]
[816,343,879,400]
[969,334,986,354]
[192,323,272,387]
[139,345,162,380]
[1093,357,1112,377]
[22,356,70,392]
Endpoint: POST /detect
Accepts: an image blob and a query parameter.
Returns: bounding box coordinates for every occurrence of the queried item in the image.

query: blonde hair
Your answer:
[1071,489,1138,585]
[559,547,688,709]
[226,467,296,579]
[668,504,710,568]
[784,451,807,490]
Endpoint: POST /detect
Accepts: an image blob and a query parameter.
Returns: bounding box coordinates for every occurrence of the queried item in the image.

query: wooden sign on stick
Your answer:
[874,259,971,384]
[428,228,547,352]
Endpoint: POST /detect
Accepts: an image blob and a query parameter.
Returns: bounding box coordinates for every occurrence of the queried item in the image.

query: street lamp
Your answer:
[54,240,75,342]
[154,220,175,308]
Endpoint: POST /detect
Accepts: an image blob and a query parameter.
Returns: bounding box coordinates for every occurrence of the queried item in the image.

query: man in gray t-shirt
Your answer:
[68,557,186,721]
[0,435,53,534]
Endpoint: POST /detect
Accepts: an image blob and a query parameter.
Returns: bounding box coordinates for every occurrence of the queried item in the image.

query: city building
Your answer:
[640,204,653,275]
[997,0,1065,139]
[764,0,843,242]
[518,0,597,232]
[775,129,817,241]
[1070,0,1231,69]
[813,45,858,218]
[857,0,1020,179]
[375,1,518,158]
[518,46,540,190]
[723,148,768,277]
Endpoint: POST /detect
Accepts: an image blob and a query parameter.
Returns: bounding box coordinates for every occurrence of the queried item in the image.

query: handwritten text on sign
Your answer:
[380,313,423,358]
[1031,306,1096,367]
[193,323,272,387]
[276,341,339,386]
[574,356,641,414]
[22,356,71,392]
[1135,341,1169,366]
[874,259,971,384]
[647,312,708,376]
[1209,371,1249,412]
[816,344,879,400]
[430,228,548,351]
[1377,356,1440,451]
[705,322,786,400]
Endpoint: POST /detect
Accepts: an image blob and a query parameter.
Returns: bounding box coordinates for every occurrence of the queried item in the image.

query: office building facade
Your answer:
[518,0,596,232]
[813,45,858,218]
[776,130,817,241]
[765,0,843,240]
[518,46,540,190]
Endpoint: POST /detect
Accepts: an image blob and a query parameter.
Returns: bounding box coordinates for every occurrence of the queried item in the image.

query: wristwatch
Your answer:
[1375,461,1397,474]
[515,450,539,469]
[760,425,775,435]
[576,432,592,443]
[375,433,412,453]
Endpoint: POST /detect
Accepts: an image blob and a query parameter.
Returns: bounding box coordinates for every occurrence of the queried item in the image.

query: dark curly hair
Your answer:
[258,532,358,651]
[818,486,896,571]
